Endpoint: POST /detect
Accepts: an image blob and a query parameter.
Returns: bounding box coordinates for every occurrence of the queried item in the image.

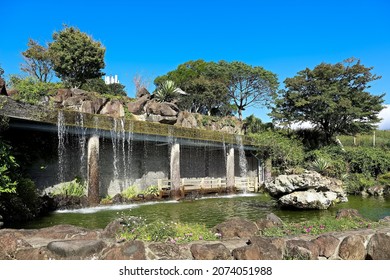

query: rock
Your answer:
[102,240,146,260]
[127,94,150,114]
[15,247,55,260]
[71,88,89,96]
[367,232,390,259]
[338,235,366,260]
[285,240,319,260]
[147,242,191,260]
[278,190,335,210]
[379,216,390,225]
[313,234,340,258]
[0,232,32,259]
[175,111,198,128]
[264,170,346,200]
[266,213,284,226]
[145,100,179,117]
[100,100,125,118]
[47,239,106,259]
[52,89,72,103]
[136,87,151,99]
[335,209,364,220]
[0,77,8,95]
[63,95,86,108]
[213,217,258,239]
[232,236,281,260]
[145,114,178,125]
[80,99,106,114]
[366,185,387,196]
[35,224,100,240]
[190,243,231,260]
[245,236,283,259]
[102,219,124,239]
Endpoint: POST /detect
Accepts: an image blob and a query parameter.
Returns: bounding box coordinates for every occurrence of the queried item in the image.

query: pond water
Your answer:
[17,194,390,230]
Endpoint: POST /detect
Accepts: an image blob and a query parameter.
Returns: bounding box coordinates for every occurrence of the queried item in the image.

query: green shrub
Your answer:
[143,185,159,196]
[119,216,218,243]
[344,173,376,194]
[0,140,18,193]
[344,147,390,177]
[9,75,63,105]
[377,172,390,186]
[121,186,139,199]
[251,130,304,172]
[53,177,86,197]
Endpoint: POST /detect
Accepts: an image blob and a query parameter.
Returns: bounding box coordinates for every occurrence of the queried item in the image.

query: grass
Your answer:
[262,216,379,237]
[118,216,219,243]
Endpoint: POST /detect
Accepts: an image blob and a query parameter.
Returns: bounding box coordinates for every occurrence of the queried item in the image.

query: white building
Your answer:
[104,75,119,85]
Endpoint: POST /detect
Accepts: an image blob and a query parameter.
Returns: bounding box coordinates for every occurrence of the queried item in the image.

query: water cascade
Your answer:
[236,135,249,192]
[87,135,100,205]
[57,111,66,182]
[76,113,87,180]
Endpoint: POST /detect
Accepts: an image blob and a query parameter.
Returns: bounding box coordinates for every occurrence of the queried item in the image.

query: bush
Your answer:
[8,75,63,104]
[250,130,304,172]
[0,140,18,193]
[81,78,127,96]
[344,147,390,177]
[305,145,348,178]
[53,177,86,197]
[121,186,139,200]
[119,216,218,243]
[344,173,376,194]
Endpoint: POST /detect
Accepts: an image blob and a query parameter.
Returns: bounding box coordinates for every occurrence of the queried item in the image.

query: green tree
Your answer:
[48,26,105,88]
[81,78,127,96]
[21,39,53,82]
[272,58,384,144]
[0,65,4,78]
[220,61,278,120]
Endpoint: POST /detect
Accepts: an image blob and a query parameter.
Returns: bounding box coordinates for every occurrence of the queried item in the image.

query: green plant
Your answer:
[262,216,376,237]
[344,173,376,194]
[121,186,139,199]
[118,216,218,243]
[144,185,159,196]
[378,172,390,186]
[154,80,179,102]
[9,75,63,105]
[0,140,18,193]
[53,177,86,197]
[100,195,112,205]
[311,157,330,175]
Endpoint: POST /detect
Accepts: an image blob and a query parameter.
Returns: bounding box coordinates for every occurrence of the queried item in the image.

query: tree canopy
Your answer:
[271,58,385,143]
[154,60,278,118]
[21,39,53,82]
[48,26,105,88]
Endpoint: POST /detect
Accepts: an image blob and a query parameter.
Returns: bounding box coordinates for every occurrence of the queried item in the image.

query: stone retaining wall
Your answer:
[1,219,390,260]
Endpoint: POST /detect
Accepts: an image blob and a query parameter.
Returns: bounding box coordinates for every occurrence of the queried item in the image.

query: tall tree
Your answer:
[271,58,385,143]
[21,39,53,82]
[220,61,279,120]
[48,26,105,88]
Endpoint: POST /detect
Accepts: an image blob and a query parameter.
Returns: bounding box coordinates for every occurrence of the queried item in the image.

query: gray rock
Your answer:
[145,100,179,117]
[313,234,340,258]
[147,242,191,260]
[127,94,150,114]
[213,217,258,239]
[335,209,364,220]
[47,239,106,259]
[285,239,319,260]
[100,100,125,118]
[232,237,281,260]
[367,232,390,260]
[279,190,335,210]
[191,243,232,260]
[102,240,146,260]
[175,111,198,128]
[338,235,366,260]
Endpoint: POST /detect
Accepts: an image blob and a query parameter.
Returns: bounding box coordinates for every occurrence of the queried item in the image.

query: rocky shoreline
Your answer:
[1,211,390,260]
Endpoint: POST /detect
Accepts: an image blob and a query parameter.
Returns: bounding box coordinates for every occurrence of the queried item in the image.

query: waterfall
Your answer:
[126,121,134,187]
[57,111,66,182]
[110,118,119,181]
[119,118,127,188]
[76,113,87,180]
[236,135,248,178]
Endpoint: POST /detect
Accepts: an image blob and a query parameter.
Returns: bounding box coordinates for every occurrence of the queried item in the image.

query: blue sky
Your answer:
[1,0,389,124]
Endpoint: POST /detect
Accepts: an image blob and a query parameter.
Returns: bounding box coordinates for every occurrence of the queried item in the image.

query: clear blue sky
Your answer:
[1,0,389,122]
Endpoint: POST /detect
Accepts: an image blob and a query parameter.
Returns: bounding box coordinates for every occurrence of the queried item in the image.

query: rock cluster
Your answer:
[264,170,348,209]
[1,213,390,260]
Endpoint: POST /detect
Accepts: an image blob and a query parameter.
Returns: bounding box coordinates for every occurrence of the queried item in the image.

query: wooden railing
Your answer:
[157,176,259,196]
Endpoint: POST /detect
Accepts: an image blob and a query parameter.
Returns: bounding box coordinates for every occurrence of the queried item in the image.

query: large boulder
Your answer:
[279,190,338,210]
[100,100,125,118]
[136,87,151,99]
[313,234,340,259]
[338,235,366,260]
[264,170,345,199]
[145,100,179,117]
[232,236,282,260]
[102,240,146,260]
[0,77,7,95]
[127,94,150,115]
[213,217,258,239]
[190,243,232,260]
[367,232,390,260]
[175,111,198,128]
[47,239,106,259]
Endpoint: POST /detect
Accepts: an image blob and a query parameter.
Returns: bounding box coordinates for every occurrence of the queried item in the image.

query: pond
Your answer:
[16,194,390,230]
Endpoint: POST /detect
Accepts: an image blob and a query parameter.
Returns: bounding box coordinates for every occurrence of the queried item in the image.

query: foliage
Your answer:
[262,216,376,237]
[143,185,159,196]
[121,186,139,200]
[21,39,54,82]
[53,177,86,197]
[154,80,179,102]
[81,78,127,96]
[119,216,218,243]
[220,61,279,120]
[0,140,18,193]
[304,145,348,178]
[377,172,390,186]
[250,130,304,172]
[48,26,105,88]
[344,173,376,194]
[0,65,4,77]
[244,114,273,134]
[8,75,63,104]
[272,58,384,144]
[344,146,390,177]
[338,130,390,149]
